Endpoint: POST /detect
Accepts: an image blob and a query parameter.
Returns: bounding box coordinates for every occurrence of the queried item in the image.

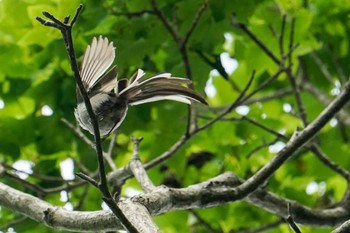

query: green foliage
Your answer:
[0,0,349,232]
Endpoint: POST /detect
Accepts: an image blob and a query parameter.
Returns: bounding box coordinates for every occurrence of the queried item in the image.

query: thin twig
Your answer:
[286,203,302,233]
[243,87,294,105]
[195,70,255,133]
[37,7,110,190]
[148,0,181,43]
[38,8,110,191]
[242,116,288,139]
[2,171,46,197]
[286,18,309,126]
[181,0,209,49]
[144,133,190,169]
[310,145,350,181]
[231,16,280,65]
[189,210,222,233]
[193,49,241,92]
[106,133,118,171]
[310,52,334,84]
[246,138,280,158]
[0,216,28,231]
[180,0,209,134]
[74,184,90,210]
[37,6,138,232]
[287,17,295,68]
[279,15,287,61]
[1,162,69,182]
[149,0,209,136]
[327,44,347,83]
[61,118,95,149]
[62,118,118,171]
[240,68,285,104]
[115,9,156,18]
[75,172,98,188]
[235,219,285,233]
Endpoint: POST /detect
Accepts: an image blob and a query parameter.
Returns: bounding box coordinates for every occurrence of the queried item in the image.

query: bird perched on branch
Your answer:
[74,36,207,136]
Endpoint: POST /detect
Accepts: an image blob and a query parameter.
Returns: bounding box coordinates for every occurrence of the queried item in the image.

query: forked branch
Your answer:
[36,5,139,233]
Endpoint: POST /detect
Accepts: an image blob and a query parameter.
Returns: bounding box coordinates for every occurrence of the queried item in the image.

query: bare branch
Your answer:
[37,6,139,232]
[287,17,295,67]
[279,15,287,60]
[105,133,118,171]
[129,137,155,192]
[310,145,350,181]
[246,138,280,159]
[231,16,280,65]
[107,133,190,188]
[333,220,350,233]
[234,219,285,233]
[148,0,181,44]
[181,0,209,48]
[193,49,242,92]
[203,77,350,201]
[283,18,310,127]
[2,172,350,231]
[115,9,156,18]
[0,216,28,231]
[240,68,285,104]
[286,203,302,233]
[76,172,98,188]
[310,52,334,84]
[61,118,95,149]
[117,200,161,232]
[144,133,190,170]
[196,70,256,133]
[327,44,347,83]
[189,210,222,233]
[303,81,350,127]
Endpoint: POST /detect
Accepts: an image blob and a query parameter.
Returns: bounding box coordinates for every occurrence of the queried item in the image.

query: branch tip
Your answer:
[71,4,84,26]
[64,15,70,24]
[76,172,98,188]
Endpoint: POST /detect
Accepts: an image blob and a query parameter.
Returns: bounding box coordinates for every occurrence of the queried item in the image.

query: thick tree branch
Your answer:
[333,220,350,233]
[0,182,123,232]
[117,200,161,233]
[2,172,350,232]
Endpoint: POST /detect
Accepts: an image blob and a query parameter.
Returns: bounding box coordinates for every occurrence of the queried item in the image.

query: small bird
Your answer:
[74,36,207,136]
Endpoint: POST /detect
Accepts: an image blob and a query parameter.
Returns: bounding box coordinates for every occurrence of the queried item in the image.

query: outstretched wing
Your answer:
[80,36,116,92]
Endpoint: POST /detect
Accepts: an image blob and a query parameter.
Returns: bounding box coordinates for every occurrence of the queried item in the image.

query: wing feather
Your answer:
[80,36,115,91]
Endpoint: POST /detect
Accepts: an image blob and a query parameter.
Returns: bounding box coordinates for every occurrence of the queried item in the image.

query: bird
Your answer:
[74,36,207,136]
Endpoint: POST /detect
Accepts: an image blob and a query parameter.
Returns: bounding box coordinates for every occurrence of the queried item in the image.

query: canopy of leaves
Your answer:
[1,0,350,232]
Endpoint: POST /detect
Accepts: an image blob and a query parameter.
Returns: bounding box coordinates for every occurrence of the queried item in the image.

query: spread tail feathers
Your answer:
[119,69,208,106]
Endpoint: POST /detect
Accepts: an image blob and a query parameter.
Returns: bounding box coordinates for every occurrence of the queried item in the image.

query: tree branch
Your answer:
[36,6,138,233]
[2,172,350,232]
[129,137,156,193]
[201,77,350,202]
[231,16,280,65]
